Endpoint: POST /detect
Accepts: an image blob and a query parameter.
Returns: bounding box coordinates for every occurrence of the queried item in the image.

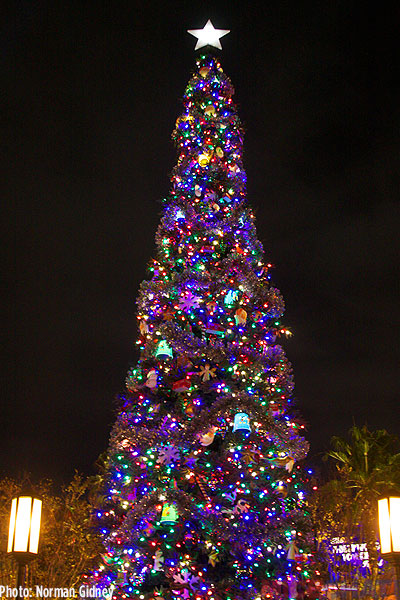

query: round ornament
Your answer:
[198,153,210,167]
[199,66,210,78]
[215,147,224,158]
[273,451,290,467]
[204,105,216,117]
[275,481,288,498]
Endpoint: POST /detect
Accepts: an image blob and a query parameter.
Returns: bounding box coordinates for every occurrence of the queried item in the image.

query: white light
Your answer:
[29,499,42,554]
[379,497,400,554]
[390,497,400,552]
[14,497,32,552]
[7,498,17,553]
[7,495,42,555]
[188,20,230,51]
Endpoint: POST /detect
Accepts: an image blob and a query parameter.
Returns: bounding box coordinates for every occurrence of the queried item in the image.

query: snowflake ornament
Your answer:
[157,445,180,466]
[172,569,200,599]
[179,292,202,311]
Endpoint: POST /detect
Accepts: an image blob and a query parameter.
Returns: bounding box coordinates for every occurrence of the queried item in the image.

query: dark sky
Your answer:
[2,1,399,483]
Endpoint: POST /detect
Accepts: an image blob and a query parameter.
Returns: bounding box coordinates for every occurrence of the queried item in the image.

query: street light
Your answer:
[378,497,400,599]
[7,494,42,594]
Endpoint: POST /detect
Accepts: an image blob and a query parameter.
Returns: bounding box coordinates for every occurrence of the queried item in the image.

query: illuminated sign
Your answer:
[330,537,370,568]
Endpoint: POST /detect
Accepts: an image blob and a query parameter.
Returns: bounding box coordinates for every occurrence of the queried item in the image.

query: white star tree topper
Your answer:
[188,19,230,50]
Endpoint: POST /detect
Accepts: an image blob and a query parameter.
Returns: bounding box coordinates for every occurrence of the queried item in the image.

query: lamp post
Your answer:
[378,496,400,599]
[7,493,42,597]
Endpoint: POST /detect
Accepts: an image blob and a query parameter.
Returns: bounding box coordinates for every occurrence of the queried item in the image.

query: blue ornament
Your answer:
[155,340,173,360]
[224,290,239,306]
[233,412,251,433]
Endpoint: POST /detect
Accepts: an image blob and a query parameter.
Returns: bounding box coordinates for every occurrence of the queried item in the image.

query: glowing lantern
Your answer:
[378,497,400,555]
[160,503,178,526]
[378,497,400,594]
[155,340,173,360]
[8,493,42,590]
[233,412,251,433]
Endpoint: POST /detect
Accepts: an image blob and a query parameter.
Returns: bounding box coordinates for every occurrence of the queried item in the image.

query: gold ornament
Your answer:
[215,147,224,158]
[198,153,211,167]
[200,426,217,446]
[275,481,288,498]
[199,66,210,78]
[204,105,216,117]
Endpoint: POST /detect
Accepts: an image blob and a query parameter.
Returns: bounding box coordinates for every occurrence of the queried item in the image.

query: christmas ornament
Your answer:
[204,105,216,117]
[153,549,164,571]
[200,426,217,446]
[142,520,156,537]
[224,290,239,306]
[253,310,264,322]
[195,474,210,500]
[179,292,202,310]
[172,378,191,393]
[287,574,297,599]
[275,481,288,498]
[199,66,210,78]
[235,307,247,325]
[145,369,158,389]
[183,399,196,417]
[162,308,175,321]
[157,445,180,466]
[198,152,211,167]
[160,502,178,526]
[206,299,218,314]
[199,363,216,381]
[139,319,149,335]
[155,340,173,359]
[233,498,250,514]
[233,412,251,433]
[208,548,219,566]
[171,569,192,599]
[271,451,295,472]
[204,190,217,202]
[205,323,225,336]
[286,537,299,560]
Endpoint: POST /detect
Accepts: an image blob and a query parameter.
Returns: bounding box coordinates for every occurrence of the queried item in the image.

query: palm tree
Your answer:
[313,426,400,596]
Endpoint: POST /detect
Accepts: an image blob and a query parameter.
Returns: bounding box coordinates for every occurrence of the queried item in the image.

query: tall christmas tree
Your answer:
[91,23,316,600]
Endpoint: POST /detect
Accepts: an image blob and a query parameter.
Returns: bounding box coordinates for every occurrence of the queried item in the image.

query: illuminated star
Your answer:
[187,19,230,50]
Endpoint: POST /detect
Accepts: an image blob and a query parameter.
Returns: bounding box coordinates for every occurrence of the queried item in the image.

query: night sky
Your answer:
[3,2,399,484]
